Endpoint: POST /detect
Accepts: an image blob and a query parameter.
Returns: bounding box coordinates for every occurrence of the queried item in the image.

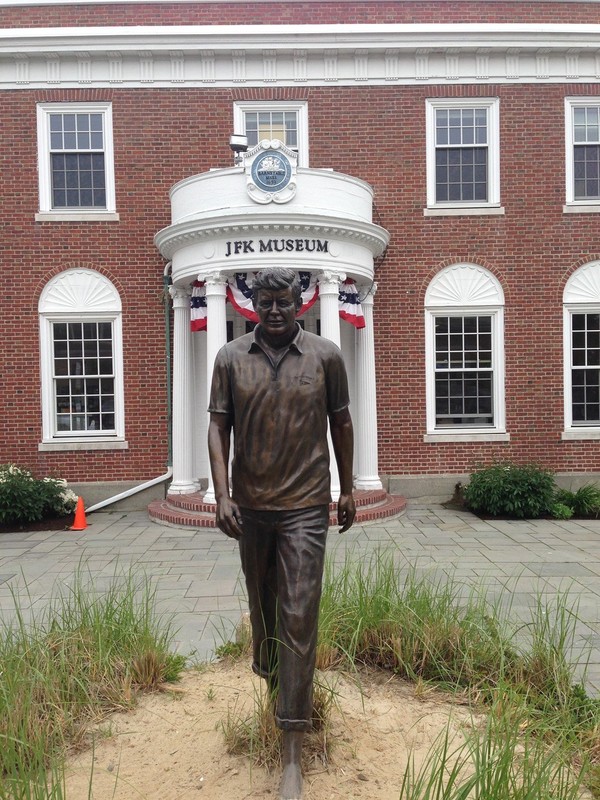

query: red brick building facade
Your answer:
[3,0,600,504]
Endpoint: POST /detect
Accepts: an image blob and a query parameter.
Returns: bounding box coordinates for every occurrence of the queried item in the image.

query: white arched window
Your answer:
[424,263,508,441]
[563,261,600,439]
[38,269,126,450]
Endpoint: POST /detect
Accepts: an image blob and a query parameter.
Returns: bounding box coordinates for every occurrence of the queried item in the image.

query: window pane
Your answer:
[53,340,67,358]
[63,131,77,150]
[84,340,97,357]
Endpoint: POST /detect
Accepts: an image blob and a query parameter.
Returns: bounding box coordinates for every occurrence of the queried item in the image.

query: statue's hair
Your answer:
[252,268,302,310]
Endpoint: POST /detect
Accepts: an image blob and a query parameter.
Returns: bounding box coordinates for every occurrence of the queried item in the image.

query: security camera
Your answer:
[229,134,249,154]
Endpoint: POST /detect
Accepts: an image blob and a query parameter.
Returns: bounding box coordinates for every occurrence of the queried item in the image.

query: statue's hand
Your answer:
[337,493,356,533]
[216,497,244,540]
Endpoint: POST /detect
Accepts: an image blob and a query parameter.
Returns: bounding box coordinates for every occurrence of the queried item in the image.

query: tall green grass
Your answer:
[315,552,600,796]
[400,706,586,800]
[318,556,516,689]
[0,569,186,800]
[319,555,587,704]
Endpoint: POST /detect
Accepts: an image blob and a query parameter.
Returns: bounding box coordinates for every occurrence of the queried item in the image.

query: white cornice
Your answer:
[4,0,600,4]
[4,24,600,87]
[5,24,600,50]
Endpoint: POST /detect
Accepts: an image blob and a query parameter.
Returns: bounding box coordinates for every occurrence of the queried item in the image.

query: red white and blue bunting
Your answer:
[189,273,363,331]
[190,280,208,332]
[338,278,365,329]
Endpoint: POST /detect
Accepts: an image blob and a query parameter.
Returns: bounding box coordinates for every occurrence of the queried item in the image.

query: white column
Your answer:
[192,329,208,487]
[355,286,383,490]
[318,270,346,499]
[169,286,197,494]
[203,272,228,504]
[319,269,344,348]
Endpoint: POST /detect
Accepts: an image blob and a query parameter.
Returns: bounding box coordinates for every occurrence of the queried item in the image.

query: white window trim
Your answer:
[562,303,600,438]
[38,270,126,449]
[562,261,600,438]
[425,307,506,439]
[564,97,600,211]
[36,101,118,221]
[233,100,309,167]
[425,97,501,213]
[424,263,506,441]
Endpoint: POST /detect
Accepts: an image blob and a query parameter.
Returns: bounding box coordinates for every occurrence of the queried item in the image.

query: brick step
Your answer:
[165,488,389,514]
[148,490,406,529]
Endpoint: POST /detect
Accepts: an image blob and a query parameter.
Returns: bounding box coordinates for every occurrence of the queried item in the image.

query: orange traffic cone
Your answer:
[70,496,88,531]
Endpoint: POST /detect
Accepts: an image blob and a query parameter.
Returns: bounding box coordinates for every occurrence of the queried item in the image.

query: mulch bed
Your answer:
[0,515,74,534]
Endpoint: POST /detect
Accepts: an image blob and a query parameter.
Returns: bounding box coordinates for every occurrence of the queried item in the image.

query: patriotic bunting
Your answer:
[226,272,258,321]
[338,278,366,329]
[189,272,363,330]
[190,280,207,331]
[298,271,320,314]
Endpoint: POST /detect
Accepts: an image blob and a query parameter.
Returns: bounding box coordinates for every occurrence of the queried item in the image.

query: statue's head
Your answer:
[252,268,302,312]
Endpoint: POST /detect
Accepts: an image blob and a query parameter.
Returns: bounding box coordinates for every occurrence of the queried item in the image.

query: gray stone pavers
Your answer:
[2,505,600,691]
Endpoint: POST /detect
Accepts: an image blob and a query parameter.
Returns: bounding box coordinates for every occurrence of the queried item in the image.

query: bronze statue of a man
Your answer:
[208,267,355,800]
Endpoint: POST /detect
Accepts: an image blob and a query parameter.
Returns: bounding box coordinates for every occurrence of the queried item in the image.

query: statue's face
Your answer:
[255,287,298,340]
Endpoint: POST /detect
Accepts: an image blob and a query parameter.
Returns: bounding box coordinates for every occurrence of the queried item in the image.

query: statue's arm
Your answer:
[329,407,356,533]
[208,412,243,539]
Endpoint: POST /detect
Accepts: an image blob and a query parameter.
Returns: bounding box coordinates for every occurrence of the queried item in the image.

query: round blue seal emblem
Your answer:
[251,150,292,193]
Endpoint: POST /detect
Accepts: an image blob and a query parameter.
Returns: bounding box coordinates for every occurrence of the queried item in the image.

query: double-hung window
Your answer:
[563,261,600,438]
[425,264,507,441]
[233,101,309,165]
[433,315,494,427]
[38,269,126,450]
[52,321,116,435]
[565,98,600,210]
[36,102,118,221]
[425,98,501,214]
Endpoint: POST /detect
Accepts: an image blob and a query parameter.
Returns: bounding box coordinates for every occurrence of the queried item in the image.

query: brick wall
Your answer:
[3,2,600,481]
[2,1,600,27]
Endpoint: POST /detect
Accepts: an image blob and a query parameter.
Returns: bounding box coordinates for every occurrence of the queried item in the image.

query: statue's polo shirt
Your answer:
[208,324,350,511]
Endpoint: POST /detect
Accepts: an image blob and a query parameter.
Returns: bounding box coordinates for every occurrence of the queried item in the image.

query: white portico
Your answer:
[154,141,389,504]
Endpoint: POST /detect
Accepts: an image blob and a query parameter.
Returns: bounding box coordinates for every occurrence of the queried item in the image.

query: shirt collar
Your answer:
[248,322,304,354]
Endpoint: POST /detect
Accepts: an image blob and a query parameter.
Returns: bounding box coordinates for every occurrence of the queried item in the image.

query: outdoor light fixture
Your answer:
[229,134,249,165]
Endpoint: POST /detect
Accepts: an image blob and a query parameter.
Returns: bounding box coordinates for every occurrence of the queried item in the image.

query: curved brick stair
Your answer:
[148,488,406,529]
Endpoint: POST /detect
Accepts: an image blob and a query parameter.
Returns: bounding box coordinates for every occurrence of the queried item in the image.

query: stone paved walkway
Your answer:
[1,503,600,692]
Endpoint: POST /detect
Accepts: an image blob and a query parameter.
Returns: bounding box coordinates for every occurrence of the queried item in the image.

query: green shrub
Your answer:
[0,464,78,526]
[549,502,575,520]
[463,462,556,519]
[555,484,600,517]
